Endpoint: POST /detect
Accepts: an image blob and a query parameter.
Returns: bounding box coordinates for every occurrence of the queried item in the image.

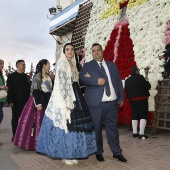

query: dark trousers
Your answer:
[11,104,25,137]
[88,101,122,155]
[130,100,148,120]
[0,102,4,124]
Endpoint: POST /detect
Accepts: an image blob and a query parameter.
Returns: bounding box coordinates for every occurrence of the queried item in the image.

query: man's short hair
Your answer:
[91,43,103,50]
[130,66,139,75]
[16,60,25,67]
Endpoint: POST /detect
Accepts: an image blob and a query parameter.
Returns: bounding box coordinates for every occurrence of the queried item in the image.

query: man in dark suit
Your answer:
[79,43,127,162]
[125,66,151,139]
[7,60,31,141]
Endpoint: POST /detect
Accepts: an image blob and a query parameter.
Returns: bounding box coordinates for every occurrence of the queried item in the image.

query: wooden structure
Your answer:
[152,79,170,134]
[71,0,93,51]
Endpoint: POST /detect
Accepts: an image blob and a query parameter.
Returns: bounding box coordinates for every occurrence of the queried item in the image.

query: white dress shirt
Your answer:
[97,60,117,102]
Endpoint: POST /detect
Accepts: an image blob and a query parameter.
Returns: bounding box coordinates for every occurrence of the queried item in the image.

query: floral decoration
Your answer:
[127,0,169,110]
[100,0,149,20]
[103,18,136,125]
[127,0,149,10]
[119,0,129,9]
[85,0,120,61]
[163,20,170,45]
[143,65,151,78]
[84,0,170,125]
[104,19,136,80]
[118,90,132,125]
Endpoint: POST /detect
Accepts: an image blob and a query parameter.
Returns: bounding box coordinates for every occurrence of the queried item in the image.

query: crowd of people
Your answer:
[0,42,155,165]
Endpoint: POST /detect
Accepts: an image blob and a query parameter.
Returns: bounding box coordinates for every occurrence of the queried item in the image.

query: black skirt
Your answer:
[41,91,51,109]
[67,82,94,133]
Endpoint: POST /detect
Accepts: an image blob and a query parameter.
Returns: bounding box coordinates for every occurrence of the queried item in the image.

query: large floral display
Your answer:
[84,0,170,125]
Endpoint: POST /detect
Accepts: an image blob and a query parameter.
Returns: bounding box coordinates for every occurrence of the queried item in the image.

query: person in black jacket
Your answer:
[125,66,151,139]
[7,60,31,141]
[159,44,170,78]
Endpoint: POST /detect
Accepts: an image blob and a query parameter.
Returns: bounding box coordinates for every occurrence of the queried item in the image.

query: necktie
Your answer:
[100,63,111,97]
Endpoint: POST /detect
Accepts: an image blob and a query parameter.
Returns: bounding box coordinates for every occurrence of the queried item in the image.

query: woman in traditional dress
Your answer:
[36,43,96,165]
[14,59,53,150]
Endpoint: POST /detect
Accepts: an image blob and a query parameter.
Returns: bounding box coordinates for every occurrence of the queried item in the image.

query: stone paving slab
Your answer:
[0,107,170,170]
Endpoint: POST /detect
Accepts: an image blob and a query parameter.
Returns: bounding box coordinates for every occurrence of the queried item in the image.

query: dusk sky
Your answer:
[0,0,56,73]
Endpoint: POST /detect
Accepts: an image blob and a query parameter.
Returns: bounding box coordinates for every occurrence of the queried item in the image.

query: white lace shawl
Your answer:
[45,52,76,132]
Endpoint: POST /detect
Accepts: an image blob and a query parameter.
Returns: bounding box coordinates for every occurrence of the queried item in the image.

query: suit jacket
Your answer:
[7,71,31,106]
[79,59,124,107]
[125,74,151,99]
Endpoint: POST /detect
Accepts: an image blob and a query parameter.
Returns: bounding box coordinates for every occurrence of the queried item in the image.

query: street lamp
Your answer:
[49,7,56,15]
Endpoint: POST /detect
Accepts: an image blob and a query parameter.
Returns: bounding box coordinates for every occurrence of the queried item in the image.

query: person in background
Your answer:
[75,49,83,71]
[76,48,86,94]
[159,44,170,78]
[14,59,53,150]
[79,43,127,163]
[7,60,31,142]
[125,66,151,139]
[0,59,8,145]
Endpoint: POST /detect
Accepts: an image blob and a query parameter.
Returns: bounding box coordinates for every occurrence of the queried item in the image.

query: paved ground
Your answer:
[0,107,170,170]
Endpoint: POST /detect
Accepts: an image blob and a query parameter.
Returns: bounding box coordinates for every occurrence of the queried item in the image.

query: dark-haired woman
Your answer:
[14,59,53,150]
[36,43,96,165]
[0,59,8,145]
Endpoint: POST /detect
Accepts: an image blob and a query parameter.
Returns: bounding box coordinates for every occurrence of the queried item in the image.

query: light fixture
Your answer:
[49,7,56,15]
[57,5,62,12]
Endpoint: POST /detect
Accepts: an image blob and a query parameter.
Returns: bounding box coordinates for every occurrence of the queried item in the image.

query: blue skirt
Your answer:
[36,82,97,158]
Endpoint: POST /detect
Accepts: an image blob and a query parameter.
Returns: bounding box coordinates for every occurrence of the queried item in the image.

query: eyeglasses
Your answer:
[92,49,102,53]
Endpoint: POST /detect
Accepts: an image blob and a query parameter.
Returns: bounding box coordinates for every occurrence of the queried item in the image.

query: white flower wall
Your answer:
[84,0,120,61]
[127,0,170,110]
[84,0,170,111]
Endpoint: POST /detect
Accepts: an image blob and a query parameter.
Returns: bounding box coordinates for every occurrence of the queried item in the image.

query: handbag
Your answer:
[0,90,7,100]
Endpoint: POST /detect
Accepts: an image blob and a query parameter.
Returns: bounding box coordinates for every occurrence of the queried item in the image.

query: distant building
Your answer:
[50,0,88,65]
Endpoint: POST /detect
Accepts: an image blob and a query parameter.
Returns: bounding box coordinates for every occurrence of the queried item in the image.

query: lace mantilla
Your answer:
[45,53,76,132]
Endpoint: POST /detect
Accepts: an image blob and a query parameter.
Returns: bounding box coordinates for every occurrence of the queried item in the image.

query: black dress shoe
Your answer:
[113,154,127,162]
[96,154,105,161]
[132,133,139,138]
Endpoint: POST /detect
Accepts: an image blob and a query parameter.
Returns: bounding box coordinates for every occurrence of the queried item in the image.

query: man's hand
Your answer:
[9,103,14,107]
[98,78,105,85]
[0,85,8,90]
[37,105,42,111]
[145,77,149,81]
[84,72,91,77]
[159,55,164,60]
[4,86,8,91]
[118,101,124,108]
